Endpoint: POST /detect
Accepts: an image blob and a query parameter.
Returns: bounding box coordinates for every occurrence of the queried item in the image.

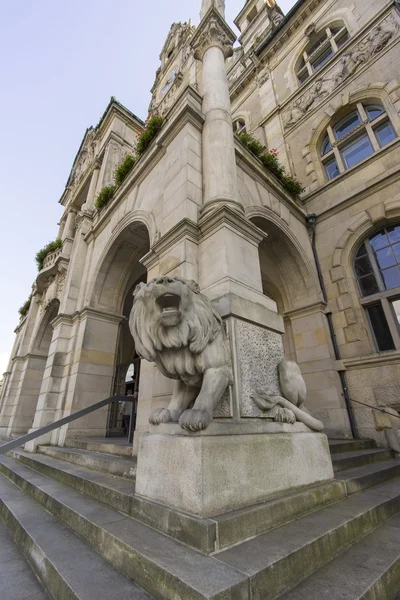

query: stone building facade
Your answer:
[1,0,400,449]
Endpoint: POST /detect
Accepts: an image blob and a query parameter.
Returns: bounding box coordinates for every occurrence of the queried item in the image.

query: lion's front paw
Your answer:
[149,408,177,425]
[179,409,211,431]
[274,407,296,424]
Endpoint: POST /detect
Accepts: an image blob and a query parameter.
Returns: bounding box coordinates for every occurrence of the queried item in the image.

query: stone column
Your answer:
[84,160,102,208]
[191,7,240,215]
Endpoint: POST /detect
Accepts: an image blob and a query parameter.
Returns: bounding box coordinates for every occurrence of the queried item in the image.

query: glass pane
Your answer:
[355,254,373,277]
[308,33,328,56]
[356,243,368,258]
[365,105,384,121]
[358,274,379,296]
[374,121,397,148]
[341,134,374,169]
[382,266,400,290]
[393,243,400,263]
[375,247,396,270]
[311,46,334,71]
[370,230,389,251]
[324,157,339,180]
[298,70,309,84]
[334,111,361,140]
[321,136,332,155]
[366,304,395,351]
[388,226,400,245]
[336,31,349,48]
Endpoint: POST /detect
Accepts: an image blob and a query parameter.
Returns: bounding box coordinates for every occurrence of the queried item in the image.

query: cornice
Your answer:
[199,204,267,246]
[284,300,327,319]
[51,307,125,329]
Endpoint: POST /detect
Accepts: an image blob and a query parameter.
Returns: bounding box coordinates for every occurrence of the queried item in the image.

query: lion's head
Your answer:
[129,276,222,362]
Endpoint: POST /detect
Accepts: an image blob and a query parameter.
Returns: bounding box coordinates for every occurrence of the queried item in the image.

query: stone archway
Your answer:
[7,300,60,437]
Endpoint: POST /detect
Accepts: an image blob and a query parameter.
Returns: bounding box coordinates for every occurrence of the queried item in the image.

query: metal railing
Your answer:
[350,397,400,420]
[0,395,132,456]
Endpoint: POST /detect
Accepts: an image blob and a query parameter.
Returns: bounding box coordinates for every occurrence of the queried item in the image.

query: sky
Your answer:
[0,0,295,375]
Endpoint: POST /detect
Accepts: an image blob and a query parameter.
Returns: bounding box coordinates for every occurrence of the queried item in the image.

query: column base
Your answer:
[135,422,334,518]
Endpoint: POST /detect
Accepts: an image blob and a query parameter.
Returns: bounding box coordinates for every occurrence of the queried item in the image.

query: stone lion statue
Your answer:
[129,276,232,431]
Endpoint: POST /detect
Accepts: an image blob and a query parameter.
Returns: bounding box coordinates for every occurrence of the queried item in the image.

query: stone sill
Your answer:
[343,349,400,370]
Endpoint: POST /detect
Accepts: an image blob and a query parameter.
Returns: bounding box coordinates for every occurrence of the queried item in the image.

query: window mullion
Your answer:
[365,240,385,291]
[381,298,400,349]
[327,27,339,52]
[366,123,380,152]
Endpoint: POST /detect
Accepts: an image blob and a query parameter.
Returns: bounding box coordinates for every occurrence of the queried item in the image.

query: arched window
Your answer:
[355,225,400,351]
[297,23,349,84]
[320,102,397,181]
[233,118,247,134]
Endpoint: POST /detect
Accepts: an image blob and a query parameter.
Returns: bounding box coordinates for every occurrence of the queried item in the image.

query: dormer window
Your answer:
[247,6,258,24]
[297,23,349,85]
[233,118,247,134]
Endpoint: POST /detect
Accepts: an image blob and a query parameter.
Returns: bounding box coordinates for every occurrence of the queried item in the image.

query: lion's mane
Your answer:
[129,277,223,365]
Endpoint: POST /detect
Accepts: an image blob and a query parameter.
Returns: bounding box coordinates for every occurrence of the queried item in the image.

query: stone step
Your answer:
[0,520,50,600]
[8,447,346,553]
[332,448,393,472]
[216,477,400,600]
[0,474,153,600]
[37,445,137,480]
[279,512,400,599]
[0,455,249,600]
[338,458,400,495]
[329,439,377,454]
[65,437,133,457]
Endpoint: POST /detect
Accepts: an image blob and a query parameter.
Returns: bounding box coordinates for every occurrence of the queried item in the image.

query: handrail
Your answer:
[0,395,131,456]
[350,397,400,420]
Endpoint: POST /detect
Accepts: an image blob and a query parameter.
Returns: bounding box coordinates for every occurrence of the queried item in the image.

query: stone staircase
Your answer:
[1,437,400,599]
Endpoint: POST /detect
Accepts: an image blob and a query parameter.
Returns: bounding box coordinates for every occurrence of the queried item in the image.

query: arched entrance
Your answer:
[8,299,60,436]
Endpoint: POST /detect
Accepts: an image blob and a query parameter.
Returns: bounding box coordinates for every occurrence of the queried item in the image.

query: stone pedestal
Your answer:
[135,422,334,518]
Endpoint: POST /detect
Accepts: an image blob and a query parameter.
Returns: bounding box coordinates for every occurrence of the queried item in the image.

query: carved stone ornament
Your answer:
[129,276,233,431]
[251,360,324,431]
[192,9,235,61]
[257,64,270,87]
[283,15,399,130]
[70,128,96,187]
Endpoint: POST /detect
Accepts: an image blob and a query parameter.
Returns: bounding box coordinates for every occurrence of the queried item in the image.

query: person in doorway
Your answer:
[120,390,133,435]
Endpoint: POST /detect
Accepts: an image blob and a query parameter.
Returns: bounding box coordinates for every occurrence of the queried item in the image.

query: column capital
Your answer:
[191,7,236,61]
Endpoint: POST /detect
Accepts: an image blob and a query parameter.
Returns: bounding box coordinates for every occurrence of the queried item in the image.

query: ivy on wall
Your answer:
[236,132,305,197]
[35,238,62,271]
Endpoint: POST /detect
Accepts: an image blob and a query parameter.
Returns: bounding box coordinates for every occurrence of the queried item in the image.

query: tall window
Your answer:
[297,23,349,84]
[355,225,400,352]
[233,118,247,134]
[320,102,397,181]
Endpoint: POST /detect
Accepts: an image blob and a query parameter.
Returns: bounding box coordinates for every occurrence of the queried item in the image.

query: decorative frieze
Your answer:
[283,15,399,131]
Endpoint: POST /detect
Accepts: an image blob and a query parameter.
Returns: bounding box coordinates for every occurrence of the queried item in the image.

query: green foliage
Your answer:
[18,295,32,318]
[114,154,137,187]
[35,238,62,271]
[236,132,305,197]
[136,114,165,157]
[95,185,117,211]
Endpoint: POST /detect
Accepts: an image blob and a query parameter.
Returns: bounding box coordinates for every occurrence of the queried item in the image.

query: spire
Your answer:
[200,0,225,21]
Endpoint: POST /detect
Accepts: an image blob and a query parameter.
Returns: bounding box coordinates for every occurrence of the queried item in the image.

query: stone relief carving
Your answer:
[192,12,234,61]
[257,64,270,87]
[252,360,324,431]
[70,128,96,186]
[283,16,399,130]
[129,276,233,431]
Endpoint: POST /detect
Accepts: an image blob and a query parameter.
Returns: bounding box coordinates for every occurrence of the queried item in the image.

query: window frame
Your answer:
[320,102,397,180]
[233,118,247,135]
[297,24,349,85]
[355,226,400,352]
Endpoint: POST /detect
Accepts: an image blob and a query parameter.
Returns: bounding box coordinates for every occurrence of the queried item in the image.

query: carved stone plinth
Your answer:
[135,423,334,517]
